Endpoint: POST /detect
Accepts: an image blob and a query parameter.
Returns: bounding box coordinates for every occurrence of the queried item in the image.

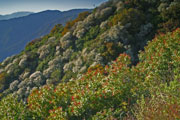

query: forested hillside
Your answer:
[0,9,89,61]
[0,0,180,119]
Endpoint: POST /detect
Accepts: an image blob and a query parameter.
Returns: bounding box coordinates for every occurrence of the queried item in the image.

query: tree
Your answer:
[50,24,63,34]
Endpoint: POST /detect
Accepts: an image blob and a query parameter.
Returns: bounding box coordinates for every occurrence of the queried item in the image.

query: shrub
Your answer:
[91,108,122,120]
[50,24,63,34]
[158,2,180,32]
[101,42,125,62]
[84,25,100,41]
[50,69,62,84]
[62,11,90,36]
[36,58,49,71]
[134,80,180,120]
[0,94,32,120]
[1,1,180,119]
[112,8,145,34]
[27,85,55,119]
[2,28,180,119]
[0,72,7,92]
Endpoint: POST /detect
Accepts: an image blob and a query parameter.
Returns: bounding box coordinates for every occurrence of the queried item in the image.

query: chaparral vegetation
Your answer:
[0,0,180,119]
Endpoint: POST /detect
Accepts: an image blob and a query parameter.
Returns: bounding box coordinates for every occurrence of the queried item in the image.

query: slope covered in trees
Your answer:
[1,27,180,119]
[0,0,180,119]
[0,9,90,61]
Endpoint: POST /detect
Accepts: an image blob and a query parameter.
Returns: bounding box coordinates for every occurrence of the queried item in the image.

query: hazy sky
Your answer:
[0,0,107,15]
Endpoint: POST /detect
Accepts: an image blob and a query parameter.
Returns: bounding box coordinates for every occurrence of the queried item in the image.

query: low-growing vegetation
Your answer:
[0,0,180,119]
[0,28,180,119]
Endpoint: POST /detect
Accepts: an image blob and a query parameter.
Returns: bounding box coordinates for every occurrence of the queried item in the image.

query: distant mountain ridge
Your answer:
[0,12,33,20]
[0,9,90,61]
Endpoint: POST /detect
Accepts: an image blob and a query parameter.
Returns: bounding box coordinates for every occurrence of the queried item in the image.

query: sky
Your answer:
[0,0,107,15]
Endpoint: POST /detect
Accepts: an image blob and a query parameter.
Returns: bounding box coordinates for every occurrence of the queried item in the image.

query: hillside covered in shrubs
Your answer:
[0,0,180,119]
[0,9,89,61]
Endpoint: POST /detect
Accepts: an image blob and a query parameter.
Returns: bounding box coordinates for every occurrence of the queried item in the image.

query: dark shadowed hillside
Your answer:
[0,9,90,61]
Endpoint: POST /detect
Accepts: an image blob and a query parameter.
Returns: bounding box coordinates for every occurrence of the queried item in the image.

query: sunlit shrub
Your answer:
[50,24,63,34]
[62,11,90,36]
[135,80,180,120]
[0,95,31,120]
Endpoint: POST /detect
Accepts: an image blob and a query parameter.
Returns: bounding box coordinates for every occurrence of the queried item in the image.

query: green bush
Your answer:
[1,1,180,119]
[0,95,32,120]
[27,29,180,119]
[135,80,180,120]
[50,24,63,35]
[75,25,100,51]
[50,69,62,84]
[110,8,145,34]
[101,42,125,62]
[36,58,49,71]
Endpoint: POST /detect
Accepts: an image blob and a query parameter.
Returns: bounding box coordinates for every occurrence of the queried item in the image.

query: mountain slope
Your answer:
[1,26,180,120]
[0,0,180,119]
[0,9,90,61]
[0,12,33,20]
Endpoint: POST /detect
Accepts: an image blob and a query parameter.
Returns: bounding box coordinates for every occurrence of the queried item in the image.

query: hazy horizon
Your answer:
[0,0,107,15]
[0,9,91,16]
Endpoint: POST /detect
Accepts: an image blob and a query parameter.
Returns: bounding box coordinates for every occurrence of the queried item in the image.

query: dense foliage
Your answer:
[0,9,89,61]
[0,0,180,119]
[61,11,90,36]
[0,28,180,119]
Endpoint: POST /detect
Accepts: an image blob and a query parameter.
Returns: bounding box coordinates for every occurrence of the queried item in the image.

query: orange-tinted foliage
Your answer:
[62,11,90,36]
[0,72,7,90]
[50,24,63,34]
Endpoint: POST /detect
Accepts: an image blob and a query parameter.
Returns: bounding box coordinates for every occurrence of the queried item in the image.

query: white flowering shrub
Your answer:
[0,69,4,74]
[79,66,87,73]
[19,71,30,80]
[100,7,113,19]
[101,23,132,45]
[60,32,73,49]
[5,63,14,71]
[63,62,74,72]
[43,67,54,78]
[9,80,19,91]
[47,36,56,43]
[76,28,86,39]
[12,58,19,64]
[19,58,27,68]
[38,45,51,59]
[116,1,124,11]
[62,49,74,61]
[1,56,14,66]
[158,3,169,12]
[18,78,29,89]
[83,14,96,26]
[86,49,96,60]
[30,71,44,87]
[48,56,62,66]
[17,87,26,96]
[100,20,108,29]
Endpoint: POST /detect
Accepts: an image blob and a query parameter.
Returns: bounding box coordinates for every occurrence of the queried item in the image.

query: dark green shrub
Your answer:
[158,2,180,32]
[110,8,145,34]
[50,69,62,84]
